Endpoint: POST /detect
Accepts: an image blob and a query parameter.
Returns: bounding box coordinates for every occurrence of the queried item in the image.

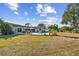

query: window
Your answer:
[17,28,22,32]
[32,29,35,32]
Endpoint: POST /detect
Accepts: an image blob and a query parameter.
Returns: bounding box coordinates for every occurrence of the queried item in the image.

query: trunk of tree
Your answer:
[72,17,78,33]
[73,26,77,33]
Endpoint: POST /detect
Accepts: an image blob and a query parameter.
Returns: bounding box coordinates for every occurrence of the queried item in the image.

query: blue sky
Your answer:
[0,3,68,26]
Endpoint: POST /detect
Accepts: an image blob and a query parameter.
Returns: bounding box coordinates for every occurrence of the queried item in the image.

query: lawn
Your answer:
[0,32,79,56]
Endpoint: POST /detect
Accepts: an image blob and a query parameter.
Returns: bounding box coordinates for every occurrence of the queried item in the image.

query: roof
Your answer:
[10,23,26,27]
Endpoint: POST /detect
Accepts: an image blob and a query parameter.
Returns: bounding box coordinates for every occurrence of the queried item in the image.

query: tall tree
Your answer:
[62,3,79,33]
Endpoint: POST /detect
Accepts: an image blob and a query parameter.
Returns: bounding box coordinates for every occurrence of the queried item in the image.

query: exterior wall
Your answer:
[11,24,49,34]
[33,28,47,33]
[12,26,26,34]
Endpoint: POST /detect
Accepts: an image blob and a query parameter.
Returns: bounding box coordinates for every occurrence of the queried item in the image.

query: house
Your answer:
[32,26,48,33]
[11,23,26,34]
[3,23,49,35]
[31,26,49,35]
[0,22,49,35]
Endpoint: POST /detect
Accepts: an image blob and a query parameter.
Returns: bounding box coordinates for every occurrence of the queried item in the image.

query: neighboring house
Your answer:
[31,26,49,35]
[31,26,49,33]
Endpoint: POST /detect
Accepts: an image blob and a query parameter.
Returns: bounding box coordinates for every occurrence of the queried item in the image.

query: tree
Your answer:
[62,3,79,33]
[38,23,45,26]
[48,24,59,32]
[0,19,4,35]
[0,18,13,35]
[4,22,13,35]
[25,23,31,27]
[25,23,31,29]
[60,26,72,32]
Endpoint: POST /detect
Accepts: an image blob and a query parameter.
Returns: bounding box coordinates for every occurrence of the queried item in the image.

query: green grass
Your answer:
[0,34,22,40]
[0,35,12,40]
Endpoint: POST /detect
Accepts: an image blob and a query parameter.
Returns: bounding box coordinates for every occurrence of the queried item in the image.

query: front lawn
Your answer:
[0,33,79,56]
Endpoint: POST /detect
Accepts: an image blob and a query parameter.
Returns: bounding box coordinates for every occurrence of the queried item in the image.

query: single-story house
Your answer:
[0,23,49,35]
[11,23,49,34]
[24,26,49,35]
[11,23,26,34]
[32,26,49,33]
[31,26,49,35]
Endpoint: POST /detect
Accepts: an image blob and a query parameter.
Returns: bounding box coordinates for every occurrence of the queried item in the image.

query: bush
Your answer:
[48,24,59,32]
[60,26,72,32]
[0,19,13,35]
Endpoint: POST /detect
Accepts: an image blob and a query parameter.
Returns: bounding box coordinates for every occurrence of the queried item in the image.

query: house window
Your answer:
[17,28,22,32]
[32,29,35,32]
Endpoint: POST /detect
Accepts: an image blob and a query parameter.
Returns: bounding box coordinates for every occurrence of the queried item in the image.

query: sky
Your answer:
[0,3,68,27]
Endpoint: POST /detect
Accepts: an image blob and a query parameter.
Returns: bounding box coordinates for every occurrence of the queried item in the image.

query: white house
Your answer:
[10,23,49,34]
[0,23,49,35]
[11,23,26,34]
[31,26,49,35]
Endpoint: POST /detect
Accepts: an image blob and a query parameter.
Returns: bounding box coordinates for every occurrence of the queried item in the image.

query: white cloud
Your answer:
[40,14,46,16]
[36,4,43,13]
[36,4,57,16]
[24,12,28,16]
[44,6,56,14]
[26,18,36,21]
[5,3,19,11]
[38,17,58,25]
[5,3,19,15]
[14,11,19,15]
[39,17,69,27]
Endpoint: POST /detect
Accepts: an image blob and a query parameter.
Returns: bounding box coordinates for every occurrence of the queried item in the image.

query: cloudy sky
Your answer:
[0,3,68,26]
